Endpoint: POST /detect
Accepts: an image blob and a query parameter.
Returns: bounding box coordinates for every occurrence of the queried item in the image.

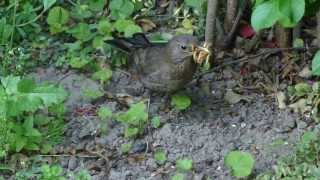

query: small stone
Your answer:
[68,157,78,170]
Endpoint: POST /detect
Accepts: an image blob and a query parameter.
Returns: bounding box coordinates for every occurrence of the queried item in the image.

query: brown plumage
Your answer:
[106,33,199,92]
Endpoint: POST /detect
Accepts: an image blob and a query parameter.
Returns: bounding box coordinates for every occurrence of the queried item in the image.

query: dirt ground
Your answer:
[27,66,311,180]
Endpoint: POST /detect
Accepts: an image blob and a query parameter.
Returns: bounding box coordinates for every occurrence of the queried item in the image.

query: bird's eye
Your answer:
[180,45,187,50]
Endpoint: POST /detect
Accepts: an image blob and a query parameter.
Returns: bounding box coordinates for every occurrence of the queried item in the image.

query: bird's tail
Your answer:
[105,33,151,53]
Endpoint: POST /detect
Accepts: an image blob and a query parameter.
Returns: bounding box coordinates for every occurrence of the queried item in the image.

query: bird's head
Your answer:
[167,35,199,64]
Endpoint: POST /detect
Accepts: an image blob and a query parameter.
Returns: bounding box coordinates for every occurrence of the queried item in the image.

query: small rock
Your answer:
[146,158,158,171]
[131,141,147,154]
[298,66,312,78]
[68,157,78,170]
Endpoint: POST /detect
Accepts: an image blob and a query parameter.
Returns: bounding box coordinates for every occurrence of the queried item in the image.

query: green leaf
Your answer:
[278,0,305,27]
[98,106,112,119]
[312,51,320,76]
[117,102,148,126]
[98,20,112,35]
[154,150,167,165]
[124,127,139,138]
[171,173,184,180]
[92,36,105,49]
[121,142,132,154]
[14,136,27,152]
[151,116,161,128]
[47,6,69,34]
[69,56,90,69]
[294,83,312,97]
[109,0,134,19]
[68,23,92,42]
[251,1,280,31]
[92,69,113,84]
[185,0,205,10]
[89,0,107,12]
[171,93,191,110]
[24,143,40,151]
[114,19,142,37]
[0,18,14,44]
[17,78,36,93]
[225,151,255,178]
[43,0,57,10]
[176,158,193,172]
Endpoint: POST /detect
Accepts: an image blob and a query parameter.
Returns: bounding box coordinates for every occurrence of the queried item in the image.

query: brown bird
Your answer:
[106,33,199,92]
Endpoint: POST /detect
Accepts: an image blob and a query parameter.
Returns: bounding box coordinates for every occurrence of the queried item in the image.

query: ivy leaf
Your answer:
[68,23,93,42]
[47,6,69,34]
[43,0,56,11]
[124,127,139,138]
[312,50,320,75]
[251,1,279,31]
[294,83,312,97]
[176,158,193,172]
[225,151,255,178]
[171,93,191,110]
[278,0,305,27]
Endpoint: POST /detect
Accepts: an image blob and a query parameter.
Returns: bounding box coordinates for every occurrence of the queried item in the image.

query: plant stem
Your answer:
[9,0,17,49]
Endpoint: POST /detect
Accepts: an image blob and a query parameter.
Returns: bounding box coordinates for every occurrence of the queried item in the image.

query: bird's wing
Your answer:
[105,33,152,53]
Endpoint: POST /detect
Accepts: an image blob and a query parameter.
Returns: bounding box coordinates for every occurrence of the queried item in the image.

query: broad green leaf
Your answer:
[225,151,255,178]
[68,23,92,42]
[312,51,320,75]
[154,150,167,165]
[124,24,142,37]
[43,0,56,10]
[1,76,21,95]
[251,1,279,31]
[98,106,112,119]
[278,0,305,27]
[71,4,93,20]
[176,158,193,172]
[185,0,205,10]
[171,93,191,110]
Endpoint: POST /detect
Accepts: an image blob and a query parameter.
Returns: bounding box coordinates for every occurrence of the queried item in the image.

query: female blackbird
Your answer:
[106,33,199,92]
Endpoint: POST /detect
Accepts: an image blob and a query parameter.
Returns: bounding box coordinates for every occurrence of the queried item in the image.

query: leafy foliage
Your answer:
[225,151,255,178]
[176,158,193,172]
[154,150,167,165]
[116,102,148,138]
[0,76,67,156]
[171,93,192,110]
[251,0,305,31]
[257,130,320,179]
